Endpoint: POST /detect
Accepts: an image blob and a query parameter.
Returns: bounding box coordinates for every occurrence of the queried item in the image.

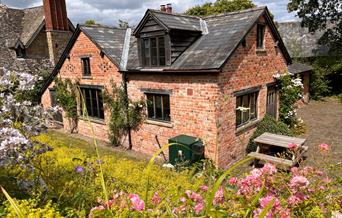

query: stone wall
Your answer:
[26,31,49,59]
[46,30,73,65]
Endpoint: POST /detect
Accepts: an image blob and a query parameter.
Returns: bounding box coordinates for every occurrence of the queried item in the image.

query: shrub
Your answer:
[310,66,331,100]
[2,199,62,218]
[246,115,293,153]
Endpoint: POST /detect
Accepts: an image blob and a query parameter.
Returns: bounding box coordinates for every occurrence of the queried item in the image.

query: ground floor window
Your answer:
[146,93,170,121]
[80,87,104,119]
[236,91,258,127]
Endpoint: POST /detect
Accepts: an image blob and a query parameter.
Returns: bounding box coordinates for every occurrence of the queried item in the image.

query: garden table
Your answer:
[248,132,308,168]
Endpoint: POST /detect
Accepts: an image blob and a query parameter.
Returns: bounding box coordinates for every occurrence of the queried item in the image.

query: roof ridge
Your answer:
[80,24,127,30]
[148,9,200,20]
[204,6,266,20]
[22,5,43,10]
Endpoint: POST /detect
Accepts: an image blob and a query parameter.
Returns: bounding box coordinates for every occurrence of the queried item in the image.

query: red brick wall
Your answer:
[41,32,122,141]
[126,74,220,162]
[216,16,288,168]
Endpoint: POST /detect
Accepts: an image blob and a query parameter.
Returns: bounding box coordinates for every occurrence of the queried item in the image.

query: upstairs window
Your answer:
[146,93,170,121]
[257,24,266,49]
[82,57,91,76]
[80,87,104,119]
[236,91,258,127]
[141,36,166,67]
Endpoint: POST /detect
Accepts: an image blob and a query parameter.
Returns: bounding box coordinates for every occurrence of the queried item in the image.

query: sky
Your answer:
[2,0,298,26]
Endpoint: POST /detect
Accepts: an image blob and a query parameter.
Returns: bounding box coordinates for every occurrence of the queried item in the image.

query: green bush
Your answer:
[246,115,293,153]
[310,66,331,100]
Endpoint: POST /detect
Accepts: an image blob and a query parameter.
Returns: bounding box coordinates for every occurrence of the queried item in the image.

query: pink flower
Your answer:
[185,190,192,198]
[259,195,280,209]
[290,167,299,175]
[179,197,186,203]
[129,194,145,211]
[229,177,238,185]
[323,177,332,184]
[319,143,329,151]
[200,185,208,192]
[151,192,161,205]
[261,163,277,175]
[194,202,204,214]
[190,192,203,202]
[213,186,224,205]
[251,168,262,177]
[288,143,297,151]
[287,192,308,205]
[290,176,309,189]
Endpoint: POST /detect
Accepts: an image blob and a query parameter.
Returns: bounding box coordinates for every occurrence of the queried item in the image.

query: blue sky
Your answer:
[2,0,298,26]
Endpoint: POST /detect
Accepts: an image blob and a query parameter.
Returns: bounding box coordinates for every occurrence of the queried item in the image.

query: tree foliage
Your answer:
[288,0,342,55]
[118,20,129,28]
[186,0,255,16]
[84,20,96,26]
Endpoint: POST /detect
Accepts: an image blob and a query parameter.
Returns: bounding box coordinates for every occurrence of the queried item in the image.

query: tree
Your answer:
[118,19,129,28]
[186,0,255,16]
[288,0,342,55]
[85,19,96,26]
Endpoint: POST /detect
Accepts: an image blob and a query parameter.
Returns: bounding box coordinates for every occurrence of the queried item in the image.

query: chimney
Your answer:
[160,5,166,12]
[43,0,69,31]
[166,3,172,13]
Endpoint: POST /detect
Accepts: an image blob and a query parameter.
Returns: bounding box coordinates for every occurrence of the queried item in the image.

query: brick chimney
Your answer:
[43,0,72,65]
[43,0,69,31]
[166,3,172,13]
[160,5,166,12]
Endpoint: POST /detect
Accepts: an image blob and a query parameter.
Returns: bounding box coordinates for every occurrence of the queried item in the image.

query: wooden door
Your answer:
[266,86,277,118]
[50,90,63,123]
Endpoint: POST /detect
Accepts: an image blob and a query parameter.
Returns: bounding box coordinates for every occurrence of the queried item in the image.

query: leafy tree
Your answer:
[288,0,342,55]
[118,19,129,28]
[85,19,96,26]
[186,0,255,16]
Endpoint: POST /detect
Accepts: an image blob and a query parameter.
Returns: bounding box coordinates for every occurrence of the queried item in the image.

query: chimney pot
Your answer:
[160,5,166,12]
[166,3,172,13]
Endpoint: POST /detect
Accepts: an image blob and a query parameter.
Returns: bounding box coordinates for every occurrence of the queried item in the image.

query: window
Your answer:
[82,57,91,76]
[236,92,258,127]
[257,24,266,49]
[141,36,166,67]
[80,87,104,119]
[15,47,26,58]
[146,93,170,121]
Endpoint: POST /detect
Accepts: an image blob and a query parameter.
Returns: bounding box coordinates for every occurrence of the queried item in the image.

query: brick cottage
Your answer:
[41,5,311,168]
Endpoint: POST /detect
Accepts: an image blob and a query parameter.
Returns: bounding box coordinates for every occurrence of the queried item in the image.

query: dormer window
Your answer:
[15,47,26,58]
[141,36,166,67]
[257,24,266,49]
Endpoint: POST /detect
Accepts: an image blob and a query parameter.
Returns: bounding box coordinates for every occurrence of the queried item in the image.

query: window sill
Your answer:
[256,49,266,53]
[236,119,259,135]
[145,119,173,128]
[79,116,106,125]
[82,76,93,80]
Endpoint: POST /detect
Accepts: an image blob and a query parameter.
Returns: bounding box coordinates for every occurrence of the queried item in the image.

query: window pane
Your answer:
[257,25,265,48]
[155,95,162,119]
[151,38,157,66]
[146,94,154,119]
[158,37,166,66]
[250,93,257,120]
[91,89,98,117]
[236,111,242,126]
[163,95,170,121]
[143,39,150,66]
[98,90,104,119]
[82,58,91,76]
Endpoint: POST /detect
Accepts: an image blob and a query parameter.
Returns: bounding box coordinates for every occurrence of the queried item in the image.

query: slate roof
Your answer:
[127,7,291,71]
[81,26,127,66]
[288,62,313,75]
[278,21,330,57]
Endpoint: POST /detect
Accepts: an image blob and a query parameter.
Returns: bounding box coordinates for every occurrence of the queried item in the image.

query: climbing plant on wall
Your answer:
[105,82,145,148]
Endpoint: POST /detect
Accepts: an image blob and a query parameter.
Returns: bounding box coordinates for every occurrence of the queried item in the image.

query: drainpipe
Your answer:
[122,72,132,149]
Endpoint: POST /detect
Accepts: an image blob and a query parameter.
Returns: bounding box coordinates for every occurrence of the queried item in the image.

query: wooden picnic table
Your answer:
[248,133,308,168]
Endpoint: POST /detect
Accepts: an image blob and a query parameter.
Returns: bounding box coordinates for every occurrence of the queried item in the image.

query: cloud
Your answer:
[2,0,298,26]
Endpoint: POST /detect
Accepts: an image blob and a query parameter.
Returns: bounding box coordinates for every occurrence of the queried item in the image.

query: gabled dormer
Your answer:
[13,40,26,58]
[133,4,202,68]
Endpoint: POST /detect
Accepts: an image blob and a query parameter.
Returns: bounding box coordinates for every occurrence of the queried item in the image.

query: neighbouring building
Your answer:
[0,0,73,77]
[41,6,312,168]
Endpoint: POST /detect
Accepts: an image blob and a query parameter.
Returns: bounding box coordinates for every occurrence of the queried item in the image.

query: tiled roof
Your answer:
[20,6,45,46]
[81,25,127,66]
[278,21,330,57]
[288,62,313,75]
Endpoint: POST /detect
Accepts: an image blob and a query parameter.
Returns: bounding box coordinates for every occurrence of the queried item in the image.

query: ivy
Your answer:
[104,82,145,148]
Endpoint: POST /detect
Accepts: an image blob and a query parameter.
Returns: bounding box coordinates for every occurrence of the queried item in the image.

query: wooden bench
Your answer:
[248,133,308,168]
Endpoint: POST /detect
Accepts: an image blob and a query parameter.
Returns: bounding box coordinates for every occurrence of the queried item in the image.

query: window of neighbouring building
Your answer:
[146,93,170,121]
[236,91,258,127]
[81,57,91,76]
[141,36,166,67]
[257,24,266,49]
[80,87,104,119]
[15,47,26,58]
